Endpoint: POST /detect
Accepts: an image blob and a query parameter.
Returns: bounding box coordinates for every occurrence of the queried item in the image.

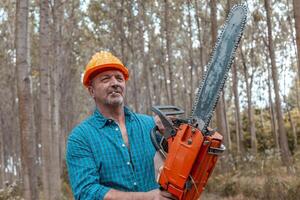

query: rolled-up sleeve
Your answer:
[66,128,111,200]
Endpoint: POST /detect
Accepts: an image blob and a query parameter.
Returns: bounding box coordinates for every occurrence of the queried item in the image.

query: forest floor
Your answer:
[1,149,300,200]
[201,150,300,200]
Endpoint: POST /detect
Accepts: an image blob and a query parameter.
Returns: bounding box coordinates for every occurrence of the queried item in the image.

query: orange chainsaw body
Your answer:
[158,123,223,200]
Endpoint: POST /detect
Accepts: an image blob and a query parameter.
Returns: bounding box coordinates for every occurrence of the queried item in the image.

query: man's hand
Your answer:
[154,115,165,133]
[145,189,178,200]
[104,188,177,200]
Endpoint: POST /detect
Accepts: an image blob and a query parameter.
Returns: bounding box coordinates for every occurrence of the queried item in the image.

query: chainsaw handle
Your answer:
[152,105,184,116]
[150,126,162,151]
[150,126,168,156]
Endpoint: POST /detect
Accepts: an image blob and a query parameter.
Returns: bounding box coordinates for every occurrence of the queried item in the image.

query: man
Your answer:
[66,51,175,200]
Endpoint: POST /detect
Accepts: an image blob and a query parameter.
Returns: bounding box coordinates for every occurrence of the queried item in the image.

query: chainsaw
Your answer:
[151,4,248,200]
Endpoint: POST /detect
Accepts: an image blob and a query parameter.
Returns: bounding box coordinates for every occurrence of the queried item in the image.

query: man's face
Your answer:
[88,70,126,107]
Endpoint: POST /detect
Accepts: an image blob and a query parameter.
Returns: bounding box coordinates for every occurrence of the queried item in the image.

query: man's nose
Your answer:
[109,76,119,86]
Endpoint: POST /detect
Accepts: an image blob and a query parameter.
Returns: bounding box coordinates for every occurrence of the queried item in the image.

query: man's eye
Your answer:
[116,76,124,81]
[101,77,109,82]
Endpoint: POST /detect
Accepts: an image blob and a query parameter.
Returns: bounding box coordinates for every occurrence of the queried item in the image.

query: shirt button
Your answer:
[133,182,137,186]
[115,128,119,131]
[126,161,130,165]
[122,144,126,147]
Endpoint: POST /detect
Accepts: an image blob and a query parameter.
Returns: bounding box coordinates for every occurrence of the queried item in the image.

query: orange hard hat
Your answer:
[83,51,129,87]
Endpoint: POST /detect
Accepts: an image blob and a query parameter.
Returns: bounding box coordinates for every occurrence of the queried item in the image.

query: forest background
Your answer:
[1,0,300,199]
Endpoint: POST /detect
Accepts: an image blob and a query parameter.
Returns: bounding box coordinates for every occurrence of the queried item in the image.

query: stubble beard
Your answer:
[105,95,124,106]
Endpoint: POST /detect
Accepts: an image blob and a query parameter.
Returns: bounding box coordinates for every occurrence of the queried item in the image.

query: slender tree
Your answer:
[232,61,244,155]
[194,0,204,79]
[15,0,38,198]
[293,0,300,81]
[264,0,294,172]
[50,0,64,198]
[164,0,175,105]
[187,0,195,111]
[39,0,53,198]
[240,46,257,155]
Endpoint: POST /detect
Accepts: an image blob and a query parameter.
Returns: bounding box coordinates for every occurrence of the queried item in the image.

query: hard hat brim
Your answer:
[83,64,129,87]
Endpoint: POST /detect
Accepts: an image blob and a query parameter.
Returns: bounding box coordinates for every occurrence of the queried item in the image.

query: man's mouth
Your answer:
[109,91,122,95]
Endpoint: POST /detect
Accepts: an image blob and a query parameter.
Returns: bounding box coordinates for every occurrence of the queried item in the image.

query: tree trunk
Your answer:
[293,0,300,82]
[232,62,244,155]
[164,0,175,105]
[128,0,139,112]
[138,1,153,114]
[287,0,300,111]
[50,0,63,198]
[267,62,279,150]
[187,0,195,112]
[240,47,257,155]
[264,0,294,172]
[39,0,52,198]
[283,96,298,150]
[0,108,4,188]
[15,0,38,198]
[194,0,204,79]
[119,0,127,64]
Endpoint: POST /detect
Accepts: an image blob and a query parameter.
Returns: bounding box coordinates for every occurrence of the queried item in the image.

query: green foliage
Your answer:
[231,106,300,154]
[205,150,300,200]
[0,183,23,200]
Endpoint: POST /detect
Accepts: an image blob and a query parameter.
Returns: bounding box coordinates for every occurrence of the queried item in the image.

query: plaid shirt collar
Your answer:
[92,106,134,129]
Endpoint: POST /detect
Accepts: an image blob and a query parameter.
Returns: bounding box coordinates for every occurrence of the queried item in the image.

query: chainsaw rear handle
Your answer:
[150,126,162,151]
[152,105,185,116]
[150,126,169,156]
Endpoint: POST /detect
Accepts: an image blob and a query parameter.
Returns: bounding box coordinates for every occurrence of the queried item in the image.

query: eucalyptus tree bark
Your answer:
[164,0,175,105]
[15,0,38,198]
[187,0,195,111]
[232,62,244,155]
[283,96,298,150]
[128,0,139,112]
[240,48,257,155]
[210,0,229,149]
[0,109,4,187]
[119,0,127,63]
[39,0,53,198]
[292,0,300,112]
[138,1,153,114]
[293,0,300,82]
[264,0,294,171]
[159,40,170,104]
[193,0,204,79]
[147,7,161,105]
[0,43,15,184]
[266,60,279,150]
[50,0,63,198]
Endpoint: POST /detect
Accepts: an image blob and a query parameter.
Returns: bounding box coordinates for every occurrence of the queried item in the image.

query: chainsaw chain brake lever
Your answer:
[151,105,184,139]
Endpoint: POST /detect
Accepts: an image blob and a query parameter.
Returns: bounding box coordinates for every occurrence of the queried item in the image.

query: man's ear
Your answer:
[88,85,95,98]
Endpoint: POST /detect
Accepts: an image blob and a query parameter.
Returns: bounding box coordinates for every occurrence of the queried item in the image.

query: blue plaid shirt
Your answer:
[66,107,159,200]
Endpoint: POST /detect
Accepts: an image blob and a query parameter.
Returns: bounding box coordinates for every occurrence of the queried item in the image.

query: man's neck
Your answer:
[96,103,125,124]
